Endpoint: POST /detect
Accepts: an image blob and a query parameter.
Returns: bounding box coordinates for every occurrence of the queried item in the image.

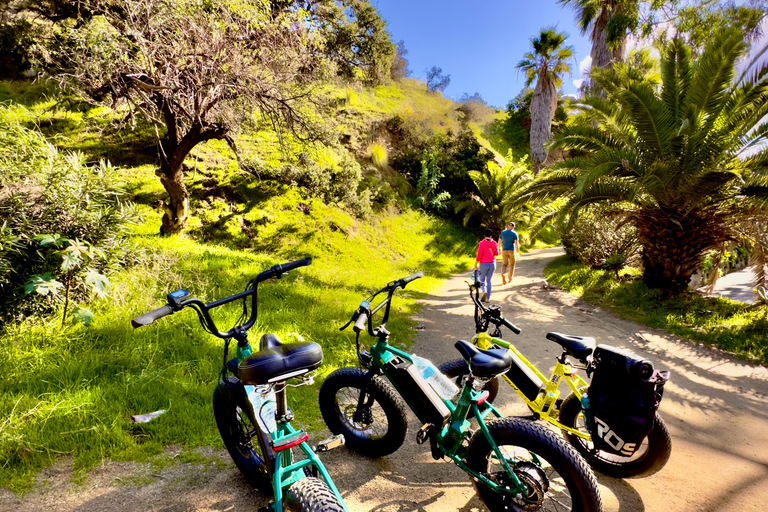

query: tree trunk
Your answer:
[153,116,229,234]
[590,7,612,71]
[157,160,190,235]
[588,5,626,97]
[530,74,557,176]
[635,209,725,294]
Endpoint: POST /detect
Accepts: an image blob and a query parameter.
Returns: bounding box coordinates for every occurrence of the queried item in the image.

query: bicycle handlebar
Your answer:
[466,273,522,336]
[400,271,423,286]
[343,271,424,336]
[131,305,173,328]
[271,257,311,276]
[131,257,312,338]
[501,318,521,335]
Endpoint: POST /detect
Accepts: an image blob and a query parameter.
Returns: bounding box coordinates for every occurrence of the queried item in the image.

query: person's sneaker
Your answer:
[481,291,487,302]
[501,275,507,285]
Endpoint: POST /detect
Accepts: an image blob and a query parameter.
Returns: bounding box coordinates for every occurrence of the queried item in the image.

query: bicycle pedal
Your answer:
[316,434,345,452]
[416,423,435,445]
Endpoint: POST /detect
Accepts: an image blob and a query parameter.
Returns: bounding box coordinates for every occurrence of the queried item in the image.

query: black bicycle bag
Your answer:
[585,344,669,457]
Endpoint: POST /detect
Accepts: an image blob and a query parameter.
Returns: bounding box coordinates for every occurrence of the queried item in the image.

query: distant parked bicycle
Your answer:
[438,272,672,478]
[132,258,348,512]
[319,272,603,512]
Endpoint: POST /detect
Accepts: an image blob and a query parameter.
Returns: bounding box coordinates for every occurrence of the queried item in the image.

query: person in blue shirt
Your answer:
[498,222,520,285]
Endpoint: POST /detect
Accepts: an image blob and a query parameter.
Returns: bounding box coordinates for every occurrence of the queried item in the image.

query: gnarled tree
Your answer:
[56,0,394,234]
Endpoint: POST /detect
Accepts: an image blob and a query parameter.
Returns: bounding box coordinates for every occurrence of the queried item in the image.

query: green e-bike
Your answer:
[319,272,603,512]
[132,258,348,512]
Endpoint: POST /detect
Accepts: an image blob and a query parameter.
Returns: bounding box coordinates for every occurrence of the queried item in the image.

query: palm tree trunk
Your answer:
[590,7,612,71]
[530,75,557,176]
[747,219,768,301]
[635,209,725,293]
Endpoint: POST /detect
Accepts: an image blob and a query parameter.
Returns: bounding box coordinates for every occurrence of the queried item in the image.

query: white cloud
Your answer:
[573,79,584,89]
[579,56,592,76]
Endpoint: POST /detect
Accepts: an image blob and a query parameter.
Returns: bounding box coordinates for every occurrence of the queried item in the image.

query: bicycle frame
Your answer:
[366,331,537,497]
[234,353,348,512]
[470,331,591,440]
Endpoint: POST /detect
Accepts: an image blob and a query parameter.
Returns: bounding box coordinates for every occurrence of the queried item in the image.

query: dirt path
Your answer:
[3,247,768,512]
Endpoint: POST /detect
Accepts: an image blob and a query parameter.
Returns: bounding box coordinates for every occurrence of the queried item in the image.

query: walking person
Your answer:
[473,228,499,302]
[498,221,520,285]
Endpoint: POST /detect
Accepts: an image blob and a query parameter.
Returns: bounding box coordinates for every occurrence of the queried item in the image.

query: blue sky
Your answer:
[372,0,594,108]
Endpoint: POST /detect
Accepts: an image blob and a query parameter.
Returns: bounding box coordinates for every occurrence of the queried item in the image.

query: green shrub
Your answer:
[0,111,135,319]
[560,207,639,270]
[251,151,372,217]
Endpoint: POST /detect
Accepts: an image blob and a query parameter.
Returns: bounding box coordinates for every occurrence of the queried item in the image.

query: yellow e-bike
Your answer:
[439,274,671,478]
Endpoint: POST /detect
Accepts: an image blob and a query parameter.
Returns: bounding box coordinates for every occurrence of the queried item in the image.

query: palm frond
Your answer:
[617,82,674,158]
[687,30,744,123]
[550,124,621,153]
[574,148,642,195]
[660,38,692,127]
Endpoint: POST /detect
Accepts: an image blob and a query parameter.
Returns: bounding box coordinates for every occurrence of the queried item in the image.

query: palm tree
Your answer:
[559,0,636,76]
[517,29,573,176]
[523,30,768,293]
[455,155,532,234]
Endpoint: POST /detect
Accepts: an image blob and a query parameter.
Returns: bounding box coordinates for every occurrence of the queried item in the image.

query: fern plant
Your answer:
[455,154,532,234]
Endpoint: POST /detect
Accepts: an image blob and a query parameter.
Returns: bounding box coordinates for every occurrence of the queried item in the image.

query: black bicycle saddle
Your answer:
[239,333,323,385]
[454,340,512,378]
[545,332,596,362]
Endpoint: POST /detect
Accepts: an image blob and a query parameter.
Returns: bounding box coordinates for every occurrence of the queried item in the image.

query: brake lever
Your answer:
[339,310,359,331]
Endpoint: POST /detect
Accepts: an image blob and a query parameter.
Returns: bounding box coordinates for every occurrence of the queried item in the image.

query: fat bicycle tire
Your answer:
[212,377,272,494]
[319,367,408,458]
[559,390,672,478]
[284,477,345,512]
[465,417,603,512]
[438,358,500,403]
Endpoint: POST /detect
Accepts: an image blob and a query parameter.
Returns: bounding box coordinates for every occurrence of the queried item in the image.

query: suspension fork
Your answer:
[352,369,380,424]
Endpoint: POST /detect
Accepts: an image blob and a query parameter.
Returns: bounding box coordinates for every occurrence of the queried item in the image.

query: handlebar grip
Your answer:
[401,271,423,286]
[353,311,368,333]
[131,305,173,328]
[274,257,312,275]
[502,318,521,335]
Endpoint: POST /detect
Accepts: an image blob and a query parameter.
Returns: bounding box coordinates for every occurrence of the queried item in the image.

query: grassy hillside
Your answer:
[0,78,485,491]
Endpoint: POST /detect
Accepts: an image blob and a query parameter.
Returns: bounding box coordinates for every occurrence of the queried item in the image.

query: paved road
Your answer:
[4,247,768,512]
[710,268,757,304]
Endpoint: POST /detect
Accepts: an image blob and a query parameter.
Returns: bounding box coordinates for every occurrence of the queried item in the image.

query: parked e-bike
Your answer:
[319,272,603,512]
[132,258,348,512]
[438,273,672,478]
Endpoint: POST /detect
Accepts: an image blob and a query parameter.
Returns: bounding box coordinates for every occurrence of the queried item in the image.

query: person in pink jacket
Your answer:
[473,228,499,302]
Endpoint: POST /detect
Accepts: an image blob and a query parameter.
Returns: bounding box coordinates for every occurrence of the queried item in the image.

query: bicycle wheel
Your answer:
[284,477,345,512]
[438,358,499,403]
[319,367,408,458]
[212,377,272,494]
[465,417,603,512]
[558,391,672,478]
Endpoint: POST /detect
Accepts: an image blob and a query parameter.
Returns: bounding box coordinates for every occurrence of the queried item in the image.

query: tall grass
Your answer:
[0,78,480,492]
[0,204,475,491]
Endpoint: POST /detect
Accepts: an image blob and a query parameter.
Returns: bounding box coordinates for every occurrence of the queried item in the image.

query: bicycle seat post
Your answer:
[274,383,293,424]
